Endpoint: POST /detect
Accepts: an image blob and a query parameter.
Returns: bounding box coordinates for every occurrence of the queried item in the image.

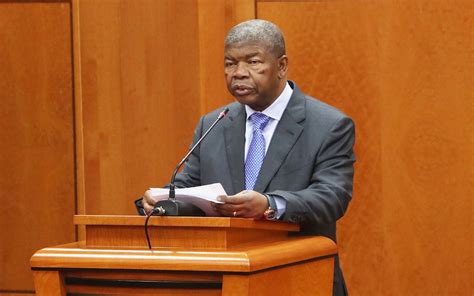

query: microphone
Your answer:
[151,107,230,216]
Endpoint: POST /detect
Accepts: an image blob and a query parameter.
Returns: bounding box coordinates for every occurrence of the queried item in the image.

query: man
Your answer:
[140,19,355,295]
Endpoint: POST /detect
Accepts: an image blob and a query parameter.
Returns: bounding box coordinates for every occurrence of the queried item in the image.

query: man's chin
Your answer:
[232,93,257,105]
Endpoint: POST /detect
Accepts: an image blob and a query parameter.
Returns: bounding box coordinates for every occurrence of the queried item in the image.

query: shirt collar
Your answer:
[245,82,293,121]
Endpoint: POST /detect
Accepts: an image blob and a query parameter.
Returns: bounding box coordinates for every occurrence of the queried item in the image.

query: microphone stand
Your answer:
[145,107,229,249]
[168,107,229,203]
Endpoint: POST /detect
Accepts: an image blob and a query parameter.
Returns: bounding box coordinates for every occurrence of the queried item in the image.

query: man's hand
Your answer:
[214,190,269,218]
[142,190,166,215]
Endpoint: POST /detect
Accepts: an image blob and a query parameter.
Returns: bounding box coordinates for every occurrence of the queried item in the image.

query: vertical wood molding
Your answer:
[71,0,86,240]
[197,0,256,114]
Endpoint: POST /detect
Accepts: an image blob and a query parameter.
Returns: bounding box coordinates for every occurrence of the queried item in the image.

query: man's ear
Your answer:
[278,55,289,78]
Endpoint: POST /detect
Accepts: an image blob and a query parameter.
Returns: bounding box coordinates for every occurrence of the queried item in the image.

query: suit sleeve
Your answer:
[270,116,355,226]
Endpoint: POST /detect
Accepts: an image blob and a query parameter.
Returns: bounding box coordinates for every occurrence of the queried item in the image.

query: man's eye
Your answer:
[225,62,235,67]
[248,60,259,65]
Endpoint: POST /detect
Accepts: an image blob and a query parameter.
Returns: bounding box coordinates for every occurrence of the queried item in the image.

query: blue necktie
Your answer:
[245,112,271,190]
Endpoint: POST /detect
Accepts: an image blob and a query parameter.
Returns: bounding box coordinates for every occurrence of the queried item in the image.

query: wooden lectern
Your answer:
[31,215,337,295]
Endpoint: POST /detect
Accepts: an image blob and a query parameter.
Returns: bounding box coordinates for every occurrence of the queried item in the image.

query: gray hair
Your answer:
[225,19,286,56]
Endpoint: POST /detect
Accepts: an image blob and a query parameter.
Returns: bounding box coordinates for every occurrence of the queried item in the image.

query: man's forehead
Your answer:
[224,41,272,57]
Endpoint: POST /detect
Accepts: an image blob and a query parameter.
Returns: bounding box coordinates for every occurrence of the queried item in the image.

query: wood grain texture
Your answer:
[74,215,297,249]
[75,0,255,216]
[77,0,202,215]
[377,2,472,295]
[30,236,336,273]
[35,258,333,295]
[32,271,66,296]
[197,0,255,113]
[0,1,75,292]
[73,215,298,231]
[31,238,335,295]
[221,258,334,295]
[258,1,473,295]
[84,225,283,249]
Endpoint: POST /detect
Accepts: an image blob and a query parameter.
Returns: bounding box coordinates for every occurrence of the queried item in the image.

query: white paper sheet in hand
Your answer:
[149,183,226,216]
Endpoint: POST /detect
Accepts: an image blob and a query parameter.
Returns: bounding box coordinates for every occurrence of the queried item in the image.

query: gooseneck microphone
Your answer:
[150,107,230,217]
[145,107,229,249]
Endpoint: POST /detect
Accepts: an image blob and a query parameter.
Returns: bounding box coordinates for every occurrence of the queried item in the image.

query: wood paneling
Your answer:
[0,1,75,292]
[31,219,336,295]
[3,0,470,294]
[76,0,254,215]
[377,2,472,295]
[73,215,298,249]
[32,271,66,296]
[197,0,255,113]
[77,0,202,215]
[258,1,473,295]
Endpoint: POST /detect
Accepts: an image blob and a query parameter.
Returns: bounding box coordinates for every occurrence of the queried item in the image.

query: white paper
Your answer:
[149,183,227,216]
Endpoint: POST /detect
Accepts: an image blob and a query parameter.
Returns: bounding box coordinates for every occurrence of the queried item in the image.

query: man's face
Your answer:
[224,42,287,111]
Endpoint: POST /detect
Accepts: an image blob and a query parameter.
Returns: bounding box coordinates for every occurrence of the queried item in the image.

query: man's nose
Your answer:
[232,62,249,78]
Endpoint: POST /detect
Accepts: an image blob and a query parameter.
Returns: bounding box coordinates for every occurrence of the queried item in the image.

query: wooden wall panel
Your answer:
[76,0,254,215]
[0,1,75,293]
[377,2,472,295]
[258,0,472,295]
[258,3,385,294]
[197,0,255,113]
[78,0,202,215]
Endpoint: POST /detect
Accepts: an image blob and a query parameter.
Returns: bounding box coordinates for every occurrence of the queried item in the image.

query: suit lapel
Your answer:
[253,84,306,193]
[224,104,246,194]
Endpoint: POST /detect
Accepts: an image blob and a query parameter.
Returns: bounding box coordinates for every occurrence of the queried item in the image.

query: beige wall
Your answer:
[0,0,471,294]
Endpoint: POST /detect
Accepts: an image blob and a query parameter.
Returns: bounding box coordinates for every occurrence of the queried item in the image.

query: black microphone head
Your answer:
[219,107,230,118]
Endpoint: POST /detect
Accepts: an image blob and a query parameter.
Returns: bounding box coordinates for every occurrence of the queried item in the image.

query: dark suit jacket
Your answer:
[135,81,354,294]
[168,81,355,295]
